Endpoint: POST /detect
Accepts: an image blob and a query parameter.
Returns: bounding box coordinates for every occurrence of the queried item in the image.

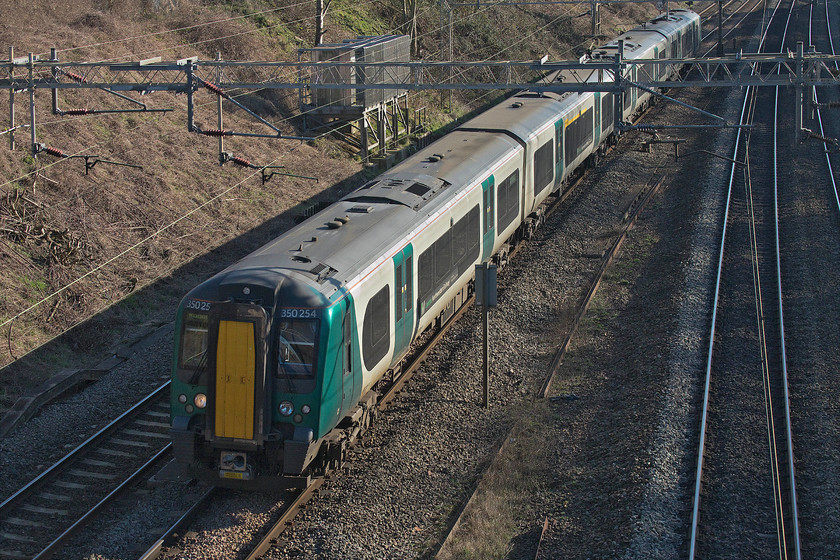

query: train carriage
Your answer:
[170,9,701,488]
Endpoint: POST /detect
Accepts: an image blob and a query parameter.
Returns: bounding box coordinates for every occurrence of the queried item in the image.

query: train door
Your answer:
[653,46,659,80]
[593,93,601,147]
[482,176,495,261]
[392,245,414,363]
[554,119,564,190]
[341,305,356,410]
[208,303,268,442]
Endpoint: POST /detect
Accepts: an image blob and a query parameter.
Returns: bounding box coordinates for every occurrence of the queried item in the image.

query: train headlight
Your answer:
[178,394,187,404]
[301,404,311,414]
[185,404,194,413]
[279,401,294,416]
[194,393,207,409]
[293,414,303,423]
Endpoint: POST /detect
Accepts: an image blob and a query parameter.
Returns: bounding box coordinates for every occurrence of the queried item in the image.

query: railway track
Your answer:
[139,163,589,560]
[200,4,772,560]
[688,0,802,557]
[698,0,766,49]
[0,62,618,559]
[773,0,840,556]
[429,168,670,559]
[0,383,172,559]
[427,3,770,556]
[0,3,804,557]
[808,0,840,214]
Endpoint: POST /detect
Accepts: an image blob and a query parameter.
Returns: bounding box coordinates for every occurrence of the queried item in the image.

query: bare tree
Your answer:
[403,0,418,55]
[315,0,332,45]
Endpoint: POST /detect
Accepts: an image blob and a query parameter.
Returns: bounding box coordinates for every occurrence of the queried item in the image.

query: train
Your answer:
[169,9,701,488]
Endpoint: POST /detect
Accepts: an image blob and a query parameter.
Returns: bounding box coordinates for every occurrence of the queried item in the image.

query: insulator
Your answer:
[808,131,839,146]
[202,81,229,99]
[202,129,231,137]
[64,71,87,83]
[44,146,68,158]
[230,155,253,168]
[64,108,92,115]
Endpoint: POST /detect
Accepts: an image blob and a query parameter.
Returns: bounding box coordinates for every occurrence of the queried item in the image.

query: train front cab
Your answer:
[170,284,360,489]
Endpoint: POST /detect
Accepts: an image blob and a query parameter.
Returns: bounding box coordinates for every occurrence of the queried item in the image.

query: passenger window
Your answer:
[602,94,614,131]
[496,170,520,232]
[434,233,452,285]
[362,286,390,370]
[564,107,594,163]
[417,205,480,315]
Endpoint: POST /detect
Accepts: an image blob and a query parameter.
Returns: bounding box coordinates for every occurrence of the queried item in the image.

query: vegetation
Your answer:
[436,403,556,559]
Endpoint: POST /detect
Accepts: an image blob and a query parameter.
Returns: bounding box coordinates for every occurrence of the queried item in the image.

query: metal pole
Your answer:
[360,116,369,162]
[378,104,386,156]
[482,263,489,409]
[186,62,194,131]
[28,52,36,158]
[795,41,803,143]
[393,98,401,148]
[717,0,723,57]
[448,6,453,110]
[615,40,623,136]
[9,46,14,151]
[50,48,58,115]
[216,52,224,164]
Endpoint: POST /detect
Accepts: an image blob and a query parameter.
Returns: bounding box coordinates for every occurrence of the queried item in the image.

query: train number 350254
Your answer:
[280,308,318,319]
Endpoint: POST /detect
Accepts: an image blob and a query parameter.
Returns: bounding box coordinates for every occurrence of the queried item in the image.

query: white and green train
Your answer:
[170,9,701,488]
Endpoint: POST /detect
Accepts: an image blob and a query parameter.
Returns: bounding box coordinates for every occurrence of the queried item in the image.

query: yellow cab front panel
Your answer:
[215,320,256,440]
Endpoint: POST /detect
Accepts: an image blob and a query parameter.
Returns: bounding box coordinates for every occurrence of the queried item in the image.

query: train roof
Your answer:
[202,130,521,303]
[592,10,698,59]
[456,92,569,142]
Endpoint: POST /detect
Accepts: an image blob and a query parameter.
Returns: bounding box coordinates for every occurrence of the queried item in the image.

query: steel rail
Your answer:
[700,0,763,44]
[540,174,668,398]
[233,280,487,560]
[812,0,840,216]
[771,3,800,554]
[33,444,172,560]
[700,0,765,57]
[0,380,170,514]
[243,477,326,560]
[698,0,742,19]
[687,0,786,556]
[137,487,217,560]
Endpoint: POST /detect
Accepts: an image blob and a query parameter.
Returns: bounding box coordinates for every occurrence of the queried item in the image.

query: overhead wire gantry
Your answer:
[2,45,839,160]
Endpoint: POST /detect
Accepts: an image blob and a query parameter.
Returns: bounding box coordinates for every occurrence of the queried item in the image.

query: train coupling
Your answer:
[218,450,254,481]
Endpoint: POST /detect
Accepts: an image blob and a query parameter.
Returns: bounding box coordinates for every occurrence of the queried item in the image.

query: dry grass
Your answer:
[436,403,555,560]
